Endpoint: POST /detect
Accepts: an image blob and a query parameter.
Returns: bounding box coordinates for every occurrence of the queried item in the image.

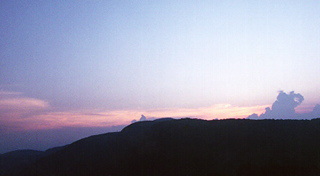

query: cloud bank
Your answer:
[248,91,320,119]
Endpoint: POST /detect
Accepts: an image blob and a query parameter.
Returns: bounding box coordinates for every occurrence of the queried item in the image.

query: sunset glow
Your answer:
[0,92,267,131]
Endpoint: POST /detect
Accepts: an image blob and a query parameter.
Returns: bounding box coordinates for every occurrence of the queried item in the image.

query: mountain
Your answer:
[0,146,65,176]
[0,150,43,176]
[3,118,320,176]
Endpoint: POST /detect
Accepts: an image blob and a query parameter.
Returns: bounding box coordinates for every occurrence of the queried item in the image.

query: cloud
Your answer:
[263,91,304,119]
[0,97,49,121]
[0,90,49,112]
[1,102,267,131]
[248,91,319,119]
[312,104,320,115]
[140,114,147,121]
[0,92,50,132]
[0,98,49,111]
[298,104,320,119]
[131,114,148,123]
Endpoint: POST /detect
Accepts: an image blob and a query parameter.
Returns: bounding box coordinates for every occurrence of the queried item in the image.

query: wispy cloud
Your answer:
[0,91,50,131]
[4,104,267,131]
[0,98,49,110]
[0,91,268,132]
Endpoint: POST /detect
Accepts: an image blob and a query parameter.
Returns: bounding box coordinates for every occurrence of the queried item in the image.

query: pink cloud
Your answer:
[0,98,49,110]
[0,93,50,131]
[6,104,267,131]
[0,91,267,132]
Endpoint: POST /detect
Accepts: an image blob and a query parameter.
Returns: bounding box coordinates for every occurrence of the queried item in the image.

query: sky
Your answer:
[1,0,320,153]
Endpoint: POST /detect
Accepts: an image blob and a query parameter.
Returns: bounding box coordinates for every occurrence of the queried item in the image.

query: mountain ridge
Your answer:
[2,118,320,176]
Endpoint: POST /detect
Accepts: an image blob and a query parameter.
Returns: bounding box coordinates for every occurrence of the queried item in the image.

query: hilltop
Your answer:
[1,118,320,176]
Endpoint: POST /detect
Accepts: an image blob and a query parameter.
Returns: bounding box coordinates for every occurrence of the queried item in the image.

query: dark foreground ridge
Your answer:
[1,118,320,176]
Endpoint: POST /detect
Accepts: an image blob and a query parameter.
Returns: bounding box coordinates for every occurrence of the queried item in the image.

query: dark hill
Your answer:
[0,150,44,175]
[7,119,320,176]
[0,146,65,176]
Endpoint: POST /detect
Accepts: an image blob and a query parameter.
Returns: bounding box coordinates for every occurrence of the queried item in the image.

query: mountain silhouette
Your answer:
[2,118,320,176]
[0,146,64,176]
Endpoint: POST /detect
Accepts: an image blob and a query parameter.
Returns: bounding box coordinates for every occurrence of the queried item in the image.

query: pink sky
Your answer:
[0,91,270,131]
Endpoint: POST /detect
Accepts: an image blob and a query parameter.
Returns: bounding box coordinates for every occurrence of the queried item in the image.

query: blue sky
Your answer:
[0,0,320,153]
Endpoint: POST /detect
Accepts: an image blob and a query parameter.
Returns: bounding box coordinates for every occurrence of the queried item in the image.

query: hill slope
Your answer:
[0,146,65,176]
[6,118,320,176]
